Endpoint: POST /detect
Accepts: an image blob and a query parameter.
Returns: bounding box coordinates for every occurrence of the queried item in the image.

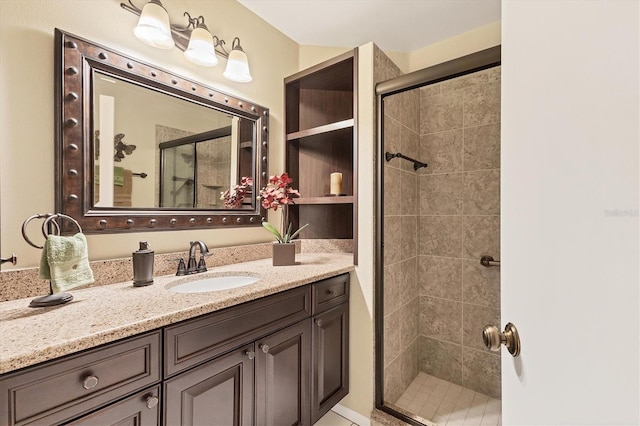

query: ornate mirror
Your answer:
[55,29,268,233]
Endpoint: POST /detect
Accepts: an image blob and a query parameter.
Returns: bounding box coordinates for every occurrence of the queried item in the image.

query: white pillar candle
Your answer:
[330,172,343,195]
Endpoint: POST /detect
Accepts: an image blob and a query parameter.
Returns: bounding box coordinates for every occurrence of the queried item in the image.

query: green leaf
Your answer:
[288,223,309,241]
[262,221,284,243]
[283,222,294,243]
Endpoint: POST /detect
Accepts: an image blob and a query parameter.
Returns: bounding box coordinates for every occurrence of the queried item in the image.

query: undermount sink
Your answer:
[169,275,259,293]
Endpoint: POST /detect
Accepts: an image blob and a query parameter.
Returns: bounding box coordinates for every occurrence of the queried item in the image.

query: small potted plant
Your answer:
[259,173,309,266]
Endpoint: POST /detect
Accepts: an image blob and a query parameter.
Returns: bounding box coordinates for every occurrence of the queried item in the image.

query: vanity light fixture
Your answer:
[183,16,218,67]
[121,0,252,82]
[223,38,252,83]
[132,0,174,49]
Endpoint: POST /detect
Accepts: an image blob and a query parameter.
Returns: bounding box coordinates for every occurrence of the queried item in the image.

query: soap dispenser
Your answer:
[133,241,154,287]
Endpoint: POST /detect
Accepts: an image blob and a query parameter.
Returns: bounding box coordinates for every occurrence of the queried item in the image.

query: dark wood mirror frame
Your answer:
[54,29,269,234]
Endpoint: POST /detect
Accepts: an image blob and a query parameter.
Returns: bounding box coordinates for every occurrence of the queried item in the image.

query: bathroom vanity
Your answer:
[0,254,352,425]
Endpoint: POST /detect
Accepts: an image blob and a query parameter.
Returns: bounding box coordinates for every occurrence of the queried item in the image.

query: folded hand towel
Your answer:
[39,233,95,293]
[94,165,125,186]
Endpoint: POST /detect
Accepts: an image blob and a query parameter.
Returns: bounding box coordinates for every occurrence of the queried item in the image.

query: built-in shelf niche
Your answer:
[284,50,357,262]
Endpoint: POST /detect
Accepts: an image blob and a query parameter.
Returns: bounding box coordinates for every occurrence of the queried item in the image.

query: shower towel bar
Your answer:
[384,151,428,171]
[480,255,500,267]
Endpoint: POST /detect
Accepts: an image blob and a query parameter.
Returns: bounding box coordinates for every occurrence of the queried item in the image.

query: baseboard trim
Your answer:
[332,404,371,426]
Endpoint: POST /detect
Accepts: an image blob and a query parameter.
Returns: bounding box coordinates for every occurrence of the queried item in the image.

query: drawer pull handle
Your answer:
[146,395,159,409]
[327,289,338,296]
[259,344,270,354]
[315,319,323,327]
[82,375,99,390]
[245,350,255,360]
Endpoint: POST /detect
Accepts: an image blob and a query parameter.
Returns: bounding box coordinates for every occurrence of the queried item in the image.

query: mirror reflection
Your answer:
[92,72,254,210]
[55,29,268,233]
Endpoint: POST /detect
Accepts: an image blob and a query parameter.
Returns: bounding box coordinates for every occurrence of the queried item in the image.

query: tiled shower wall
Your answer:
[377,42,502,403]
[376,45,420,403]
[417,67,502,398]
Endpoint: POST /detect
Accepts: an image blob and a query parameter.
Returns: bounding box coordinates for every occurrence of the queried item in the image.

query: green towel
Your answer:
[113,167,125,186]
[39,233,95,293]
[94,165,125,186]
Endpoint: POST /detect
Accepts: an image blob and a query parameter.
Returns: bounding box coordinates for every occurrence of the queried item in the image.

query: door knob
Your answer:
[483,322,521,357]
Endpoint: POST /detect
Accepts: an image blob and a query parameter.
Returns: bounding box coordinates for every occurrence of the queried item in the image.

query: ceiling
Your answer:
[237,0,501,52]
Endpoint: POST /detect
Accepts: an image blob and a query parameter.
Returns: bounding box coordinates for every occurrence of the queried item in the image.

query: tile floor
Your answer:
[315,410,360,426]
[392,373,501,426]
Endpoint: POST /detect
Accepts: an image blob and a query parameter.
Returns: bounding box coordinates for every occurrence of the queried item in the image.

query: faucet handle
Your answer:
[197,256,207,273]
[176,258,187,276]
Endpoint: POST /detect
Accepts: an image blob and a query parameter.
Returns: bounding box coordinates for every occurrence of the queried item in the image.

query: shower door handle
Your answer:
[483,322,521,357]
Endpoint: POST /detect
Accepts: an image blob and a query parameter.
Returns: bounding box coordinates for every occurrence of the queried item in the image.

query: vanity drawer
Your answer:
[312,273,350,315]
[165,285,311,377]
[66,385,160,426]
[0,331,161,426]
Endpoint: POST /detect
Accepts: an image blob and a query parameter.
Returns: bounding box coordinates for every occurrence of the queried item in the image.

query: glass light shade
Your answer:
[184,27,218,67]
[133,1,174,49]
[223,49,252,83]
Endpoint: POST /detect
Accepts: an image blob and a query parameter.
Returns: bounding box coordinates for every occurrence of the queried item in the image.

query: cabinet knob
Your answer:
[146,395,159,409]
[259,343,270,354]
[82,375,99,390]
[245,350,255,360]
[315,319,323,327]
[327,289,337,297]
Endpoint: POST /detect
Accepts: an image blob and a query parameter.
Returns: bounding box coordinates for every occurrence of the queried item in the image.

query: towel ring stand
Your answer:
[21,213,81,308]
[22,213,82,249]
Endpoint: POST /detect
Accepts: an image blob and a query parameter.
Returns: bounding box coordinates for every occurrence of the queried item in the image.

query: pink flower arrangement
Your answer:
[259,173,308,243]
[221,176,253,209]
[259,173,299,210]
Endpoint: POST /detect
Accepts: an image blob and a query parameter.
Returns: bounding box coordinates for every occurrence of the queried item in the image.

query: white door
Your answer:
[501,1,639,424]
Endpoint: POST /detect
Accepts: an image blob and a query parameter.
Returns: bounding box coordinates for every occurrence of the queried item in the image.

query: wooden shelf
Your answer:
[284,49,358,261]
[287,119,354,141]
[294,196,354,205]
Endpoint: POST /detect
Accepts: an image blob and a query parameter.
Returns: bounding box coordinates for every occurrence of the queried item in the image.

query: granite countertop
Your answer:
[0,253,354,374]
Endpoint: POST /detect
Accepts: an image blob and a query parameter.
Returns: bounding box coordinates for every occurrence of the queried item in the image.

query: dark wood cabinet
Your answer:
[164,286,311,377]
[164,344,254,426]
[0,332,161,426]
[256,320,311,426]
[285,51,358,262]
[66,385,161,426]
[0,274,350,426]
[310,274,350,424]
[311,304,349,424]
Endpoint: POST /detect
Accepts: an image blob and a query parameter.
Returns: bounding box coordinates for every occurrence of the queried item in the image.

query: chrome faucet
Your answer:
[179,240,210,275]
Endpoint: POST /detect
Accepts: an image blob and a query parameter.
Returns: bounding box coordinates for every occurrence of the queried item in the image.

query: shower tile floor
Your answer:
[393,373,501,426]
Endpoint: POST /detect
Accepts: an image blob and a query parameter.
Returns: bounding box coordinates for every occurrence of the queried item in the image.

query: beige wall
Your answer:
[408,21,500,72]
[0,0,298,267]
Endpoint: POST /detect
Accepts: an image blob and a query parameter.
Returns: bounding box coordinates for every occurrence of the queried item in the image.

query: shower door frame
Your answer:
[374,46,501,425]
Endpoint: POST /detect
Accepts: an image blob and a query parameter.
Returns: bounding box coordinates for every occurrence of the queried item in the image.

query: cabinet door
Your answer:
[255,320,311,426]
[164,345,254,426]
[66,385,160,426]
[311,303,349,424]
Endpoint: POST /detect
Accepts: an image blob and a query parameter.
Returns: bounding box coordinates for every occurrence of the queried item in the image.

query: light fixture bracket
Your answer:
[121,0,231,58]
